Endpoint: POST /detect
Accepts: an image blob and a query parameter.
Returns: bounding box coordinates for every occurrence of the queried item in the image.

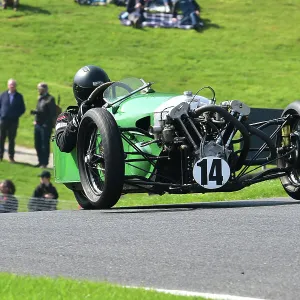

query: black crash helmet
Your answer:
[73,65,110,105]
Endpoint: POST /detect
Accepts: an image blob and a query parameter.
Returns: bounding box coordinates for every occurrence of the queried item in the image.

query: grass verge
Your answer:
[0,273,209,300]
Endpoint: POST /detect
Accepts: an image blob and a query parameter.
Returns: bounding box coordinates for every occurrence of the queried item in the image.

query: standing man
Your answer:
[0,79,26,163]
[31,82,56,168]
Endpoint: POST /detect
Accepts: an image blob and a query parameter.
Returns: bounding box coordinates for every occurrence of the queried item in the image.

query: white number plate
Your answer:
[193,156,230,189]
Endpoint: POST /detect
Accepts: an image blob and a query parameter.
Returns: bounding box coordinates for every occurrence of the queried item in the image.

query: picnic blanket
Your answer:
[119,11,201,29]
[75,0,106,5]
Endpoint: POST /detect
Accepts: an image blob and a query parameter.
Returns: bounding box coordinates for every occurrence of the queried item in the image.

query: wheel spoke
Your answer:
[90,154,104,165]
[87,129,98,153]
[89,133,102,154]
[83,125,106,193]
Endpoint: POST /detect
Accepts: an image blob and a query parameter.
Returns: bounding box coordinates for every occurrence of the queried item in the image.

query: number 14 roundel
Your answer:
[193,156,230,189]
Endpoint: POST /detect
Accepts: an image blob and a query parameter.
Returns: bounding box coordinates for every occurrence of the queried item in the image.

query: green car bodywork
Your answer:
[53,91,178,184]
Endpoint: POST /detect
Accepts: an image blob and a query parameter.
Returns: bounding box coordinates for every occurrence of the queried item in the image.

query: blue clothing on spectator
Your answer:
[172,0,200,18]
[8,91,15,105]
[0,91,25,121]
[34,124,52,166]
[180,11,200,26]
[127,0,145,13]
[0,90,25,160]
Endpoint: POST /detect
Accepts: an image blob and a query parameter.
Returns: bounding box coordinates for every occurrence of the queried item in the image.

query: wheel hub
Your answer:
[85,153,92,164]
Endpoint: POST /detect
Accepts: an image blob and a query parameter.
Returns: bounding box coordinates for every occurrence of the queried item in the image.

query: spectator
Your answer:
[0,79,26,163]
[126,0,145,28]
[31,82,56,168]
[2,0,19,11]
[0,180,18,213]
[28,170,59,212]
[162,0,171,13]
[172,0,202,30]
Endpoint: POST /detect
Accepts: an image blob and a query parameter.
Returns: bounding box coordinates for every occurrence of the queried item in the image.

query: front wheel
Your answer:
[277,102,300,200]
[77,108,124,208]
[73,190,95,209]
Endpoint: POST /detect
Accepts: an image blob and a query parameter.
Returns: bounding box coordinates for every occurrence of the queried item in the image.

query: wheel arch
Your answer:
[282,100,300,116]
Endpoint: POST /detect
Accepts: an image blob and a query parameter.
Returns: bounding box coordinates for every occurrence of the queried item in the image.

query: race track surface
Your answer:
[1,198,300,300]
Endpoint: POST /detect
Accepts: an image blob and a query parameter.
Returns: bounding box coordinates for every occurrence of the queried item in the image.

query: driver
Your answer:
[55,65,110,153]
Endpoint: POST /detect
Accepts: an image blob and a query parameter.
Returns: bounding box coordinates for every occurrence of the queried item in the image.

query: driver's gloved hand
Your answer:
[71,115,80,128]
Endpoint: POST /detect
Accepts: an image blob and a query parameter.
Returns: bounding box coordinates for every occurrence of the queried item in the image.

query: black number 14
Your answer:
[197,159,223,186]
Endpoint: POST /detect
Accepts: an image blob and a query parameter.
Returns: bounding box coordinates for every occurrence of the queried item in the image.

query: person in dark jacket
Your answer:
[0,179,18,213]
[0,79,26,163]
[126,0,145,28]
[31,82,56,168]
[28,170,59,212]
[55,65,110,153]
[172,0,202,29]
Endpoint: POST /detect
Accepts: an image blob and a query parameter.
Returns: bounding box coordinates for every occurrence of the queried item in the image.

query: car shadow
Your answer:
[100,198,300,214]
[15,4,51,15]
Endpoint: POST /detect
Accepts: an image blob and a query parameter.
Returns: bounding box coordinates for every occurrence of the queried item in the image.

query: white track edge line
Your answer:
[126,286,267,300]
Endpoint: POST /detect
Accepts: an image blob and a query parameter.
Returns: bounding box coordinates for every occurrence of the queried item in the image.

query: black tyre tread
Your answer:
[73,190,95,209]
[77,108,124,208]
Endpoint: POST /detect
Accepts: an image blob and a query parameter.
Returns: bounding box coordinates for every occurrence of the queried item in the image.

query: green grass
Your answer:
[0,273,208,300]
[0,0,300,147]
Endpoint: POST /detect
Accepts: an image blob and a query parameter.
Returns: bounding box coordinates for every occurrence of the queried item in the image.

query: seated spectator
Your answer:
[0,180,18,213]
[162,0,171,13]
[28,170,59,212]
[2,0,19,11]
[172,0,203,30]
[126,0,145,28]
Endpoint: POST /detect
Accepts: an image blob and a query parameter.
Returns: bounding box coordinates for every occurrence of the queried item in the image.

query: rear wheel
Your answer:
[77,108,124,208]
[278,105,300,200]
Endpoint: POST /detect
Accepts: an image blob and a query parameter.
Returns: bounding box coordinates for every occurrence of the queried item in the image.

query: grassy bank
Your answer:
[0,0,299,147]
[0,273,208,300]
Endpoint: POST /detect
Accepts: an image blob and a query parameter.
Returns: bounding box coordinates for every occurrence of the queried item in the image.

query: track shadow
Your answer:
[14,150,36,157]
[13,161,35,167]
[4,160,53,169]
[101,198,300,214]
[4,148,36,157]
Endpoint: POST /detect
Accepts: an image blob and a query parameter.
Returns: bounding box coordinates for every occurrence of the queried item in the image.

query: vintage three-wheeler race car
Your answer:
[53,78,300,209]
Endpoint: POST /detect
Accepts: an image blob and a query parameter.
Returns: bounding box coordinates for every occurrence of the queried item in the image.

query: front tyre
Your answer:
[73,190,95,209]
[77,108,124,208]
[277,102,300,200]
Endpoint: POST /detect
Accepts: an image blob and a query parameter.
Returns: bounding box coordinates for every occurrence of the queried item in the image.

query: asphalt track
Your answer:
[1,198,300,300]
